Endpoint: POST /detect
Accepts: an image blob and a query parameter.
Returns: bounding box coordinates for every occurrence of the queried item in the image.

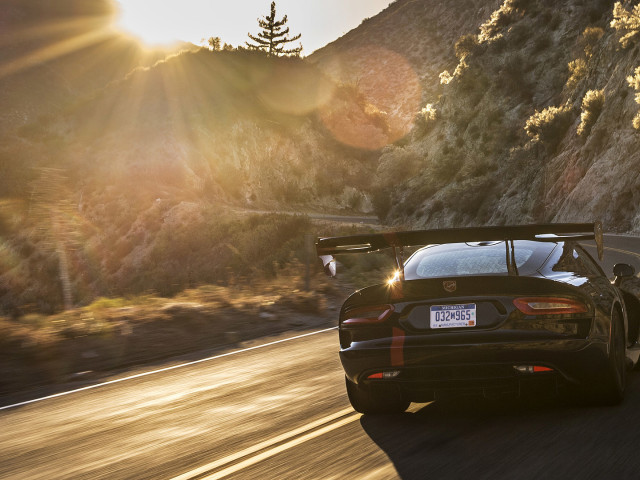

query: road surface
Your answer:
[2,234,640,479]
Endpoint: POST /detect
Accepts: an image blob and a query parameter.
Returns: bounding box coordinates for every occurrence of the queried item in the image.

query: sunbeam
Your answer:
[0,26,117,79]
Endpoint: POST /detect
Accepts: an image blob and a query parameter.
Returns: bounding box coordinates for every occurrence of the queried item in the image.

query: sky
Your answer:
[114,0,392,54]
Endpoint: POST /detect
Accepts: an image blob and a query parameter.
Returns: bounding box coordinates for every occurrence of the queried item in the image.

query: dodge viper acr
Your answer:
[316,223,640,414]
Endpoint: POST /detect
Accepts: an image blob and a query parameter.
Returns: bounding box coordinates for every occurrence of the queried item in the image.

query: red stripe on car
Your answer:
[391,327,405,366]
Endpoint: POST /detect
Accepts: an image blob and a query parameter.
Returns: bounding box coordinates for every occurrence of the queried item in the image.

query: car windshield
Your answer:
[404,241,552,279]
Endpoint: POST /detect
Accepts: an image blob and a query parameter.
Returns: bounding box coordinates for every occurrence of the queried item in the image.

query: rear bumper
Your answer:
[340,337,610,401]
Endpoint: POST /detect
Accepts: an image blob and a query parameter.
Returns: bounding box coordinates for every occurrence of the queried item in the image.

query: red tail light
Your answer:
[367,370,401,379]
[513,297,588,315]
[514,365,555,373]
[343,304,394,325]
[533,366,553,372]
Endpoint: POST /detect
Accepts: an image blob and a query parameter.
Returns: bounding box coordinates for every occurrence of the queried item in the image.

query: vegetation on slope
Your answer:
[0,42,392,316]
[4,0,640,323]
[371,0,640,233]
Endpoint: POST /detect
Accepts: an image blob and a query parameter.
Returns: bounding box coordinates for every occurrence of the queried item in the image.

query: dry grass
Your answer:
[0,272,343,394]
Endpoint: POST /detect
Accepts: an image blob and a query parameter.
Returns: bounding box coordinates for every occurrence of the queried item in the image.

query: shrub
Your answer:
[627,66,640,91]
[626,66,640,129]
[525,104,574,148]
[582,27,604,57]
[439,70,453,85]
[566,59,587,91]
[611,2,640,48]
[421,104,438,122]
[479,0,524,42]
[577,89,605,136]
[455,34,481,60]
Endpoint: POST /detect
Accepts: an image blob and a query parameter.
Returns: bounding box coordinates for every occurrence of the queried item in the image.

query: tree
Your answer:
[246,1,302,57]
[207,36,221,51]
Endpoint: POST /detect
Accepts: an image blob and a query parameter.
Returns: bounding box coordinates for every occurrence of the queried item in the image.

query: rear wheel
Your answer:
[345,376,410,414]
[589,308,626,405]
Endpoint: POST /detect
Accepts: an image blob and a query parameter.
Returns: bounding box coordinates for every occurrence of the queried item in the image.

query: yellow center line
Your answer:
[582,243,640,259]
[200,414,361,480]
[170,408,358,480]
[582,243,640,277]
[603,246,640,260]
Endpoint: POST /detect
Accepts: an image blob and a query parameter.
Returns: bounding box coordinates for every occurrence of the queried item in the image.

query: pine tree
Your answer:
[246,2,302,57]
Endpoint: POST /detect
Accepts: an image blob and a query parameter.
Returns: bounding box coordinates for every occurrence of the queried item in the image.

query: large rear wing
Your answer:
[316,222,604,277]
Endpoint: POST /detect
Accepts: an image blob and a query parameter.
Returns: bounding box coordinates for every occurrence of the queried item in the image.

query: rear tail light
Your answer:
[513,365,554,374]
[343,304,394,325]
[367,370,401,380]
[513,297,588,315]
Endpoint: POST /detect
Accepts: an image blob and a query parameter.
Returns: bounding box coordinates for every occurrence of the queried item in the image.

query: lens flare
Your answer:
[387,270,401,285]
[257,62,336,116]
[318,45,422,150]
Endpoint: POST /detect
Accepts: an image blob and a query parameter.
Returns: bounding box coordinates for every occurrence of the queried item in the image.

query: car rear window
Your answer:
[405,241,544,279]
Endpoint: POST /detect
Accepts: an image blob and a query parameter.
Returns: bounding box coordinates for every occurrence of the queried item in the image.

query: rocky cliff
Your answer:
[313,0,640,232]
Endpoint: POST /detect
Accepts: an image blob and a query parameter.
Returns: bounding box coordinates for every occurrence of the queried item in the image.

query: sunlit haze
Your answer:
[114,0,392,53]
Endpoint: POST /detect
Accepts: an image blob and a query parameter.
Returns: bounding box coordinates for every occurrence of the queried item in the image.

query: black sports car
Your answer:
[316,223,640,414]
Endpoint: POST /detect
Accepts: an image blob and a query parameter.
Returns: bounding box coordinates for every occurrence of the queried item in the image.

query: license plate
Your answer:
[430,304,476,329]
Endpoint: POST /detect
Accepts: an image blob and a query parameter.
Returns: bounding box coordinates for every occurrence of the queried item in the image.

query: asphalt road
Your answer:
[2,234,640,480]
[583,234,640,278]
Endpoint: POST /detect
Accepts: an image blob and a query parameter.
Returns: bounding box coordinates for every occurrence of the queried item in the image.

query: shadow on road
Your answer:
[360,372,640,479]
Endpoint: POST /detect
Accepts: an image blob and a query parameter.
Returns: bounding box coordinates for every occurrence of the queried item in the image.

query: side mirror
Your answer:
[613,263,635,286]
[320,255,336,277]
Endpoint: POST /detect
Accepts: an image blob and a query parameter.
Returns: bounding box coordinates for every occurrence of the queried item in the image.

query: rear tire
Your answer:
[589,309,626,406]
[345,376,410,414]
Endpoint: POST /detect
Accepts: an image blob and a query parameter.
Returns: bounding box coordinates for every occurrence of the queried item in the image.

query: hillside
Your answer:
[310,0,503,124]
[0,36,395,314]
[3,0,640,316]
[315,0,640,232]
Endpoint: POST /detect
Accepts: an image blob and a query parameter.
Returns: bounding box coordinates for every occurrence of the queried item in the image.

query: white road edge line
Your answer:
[170,408,356,480]
[0,326,338,411]
[176,413,362,480]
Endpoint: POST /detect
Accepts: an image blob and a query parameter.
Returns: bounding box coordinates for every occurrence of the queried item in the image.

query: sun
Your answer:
[114,0,185,47]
